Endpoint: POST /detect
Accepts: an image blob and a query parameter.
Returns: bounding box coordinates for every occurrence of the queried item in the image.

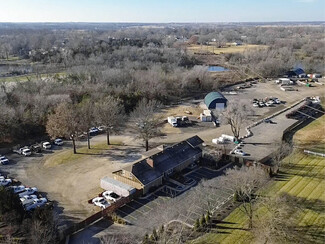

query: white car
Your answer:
[103,191,121,202]
[0,156,9,165]
[18,187,38,198]
[10,185,26,194]
[22,148,31,156]
[20,194,38,203]
[234,149,247,156]
[25,198,47,211]
[92,197,110,209]
[0,178,12,186]
[33,198,48,207]
[42,142,51,149]
[89,127,99,135]
[265,101,273,107]
[54,138,63,146]
[252,103,259,108]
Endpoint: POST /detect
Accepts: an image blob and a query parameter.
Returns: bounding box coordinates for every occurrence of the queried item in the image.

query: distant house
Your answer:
[285,68,306,78]
[112,136,203,194]
[204,91,228,110]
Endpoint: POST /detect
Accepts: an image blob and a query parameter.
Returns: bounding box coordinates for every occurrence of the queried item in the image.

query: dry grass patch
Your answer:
[44,141,123,167]
[187,44,268,55]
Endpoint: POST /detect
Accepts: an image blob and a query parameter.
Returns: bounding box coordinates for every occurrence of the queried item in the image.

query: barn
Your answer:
[204,91,228,110]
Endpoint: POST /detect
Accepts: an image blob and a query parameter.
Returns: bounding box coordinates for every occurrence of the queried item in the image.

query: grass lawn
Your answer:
[187,44,268,55]
[45,140,122,167]
[192,114,325,244]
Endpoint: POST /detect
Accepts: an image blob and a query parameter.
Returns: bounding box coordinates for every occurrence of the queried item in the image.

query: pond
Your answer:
[208,66,229,72]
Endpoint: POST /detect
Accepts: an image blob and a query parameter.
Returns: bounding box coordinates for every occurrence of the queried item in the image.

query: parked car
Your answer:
[24,198,48,211]
[0,178,12,186]
[92,197,110,209]
[42,142,51,149]
[33,198,48,207]
[103,191,121,202]
[18,187,38,198]
[265,101,273,107]
[14,148,32,156]
[0,156,9,165]
[234,149,247,156]
[54,138,63,146]
[20,194,38,203]
[10,185,26,194]
[253,103,259,107]
[21,148,32,156]
[30,144,42,153]
[97,126,106,133]
[89,127,99,135]
[264,118,272,123]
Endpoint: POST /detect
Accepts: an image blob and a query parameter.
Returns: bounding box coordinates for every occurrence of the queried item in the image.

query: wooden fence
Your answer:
[61,190,142,242]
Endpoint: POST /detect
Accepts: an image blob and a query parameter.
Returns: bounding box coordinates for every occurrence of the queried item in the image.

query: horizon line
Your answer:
[0,20,324,24]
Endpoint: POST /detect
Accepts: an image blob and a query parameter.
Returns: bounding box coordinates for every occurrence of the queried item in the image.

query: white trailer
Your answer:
[200,110,212,122]
[276,78,293,85]
[167,116,178,127]
[100,176,136,197]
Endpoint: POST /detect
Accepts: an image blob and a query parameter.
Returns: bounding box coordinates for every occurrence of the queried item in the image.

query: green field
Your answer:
[193,115,325,244]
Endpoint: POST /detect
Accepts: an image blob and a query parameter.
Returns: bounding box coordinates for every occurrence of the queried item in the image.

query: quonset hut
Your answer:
[204,91,228,110]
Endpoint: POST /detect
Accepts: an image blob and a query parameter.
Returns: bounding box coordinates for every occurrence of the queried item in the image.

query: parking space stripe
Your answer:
[123,204,146,215]
[133,200,152,210]
[116,209,137,220]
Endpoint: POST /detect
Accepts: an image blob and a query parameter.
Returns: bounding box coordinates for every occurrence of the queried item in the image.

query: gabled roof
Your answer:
[128,160,162,185]
[151,141,202,173]
[117,136,204,186]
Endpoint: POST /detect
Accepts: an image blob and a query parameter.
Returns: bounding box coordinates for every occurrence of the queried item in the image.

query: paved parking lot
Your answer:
[115,166,234,226]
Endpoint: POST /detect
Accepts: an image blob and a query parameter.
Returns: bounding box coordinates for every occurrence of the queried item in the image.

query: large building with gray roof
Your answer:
[112,136,203,194]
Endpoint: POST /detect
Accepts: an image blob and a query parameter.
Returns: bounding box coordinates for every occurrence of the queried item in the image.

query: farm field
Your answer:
[187,44,268,55]
[193,114,325,244]
[0,72,66,82]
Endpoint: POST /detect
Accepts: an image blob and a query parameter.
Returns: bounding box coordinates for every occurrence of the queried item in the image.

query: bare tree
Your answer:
[221,100,253,141]
[96,96,125,146]
[252,193,302,244]
[221,166,269,229]
[271,141,292,171]
[46,102,81,154]
[79,99,95,149]
[130,99,162,151]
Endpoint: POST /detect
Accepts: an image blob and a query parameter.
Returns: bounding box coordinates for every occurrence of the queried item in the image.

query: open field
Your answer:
[0,72,66,82]
[187,44,268,55]
[193,113,325,244]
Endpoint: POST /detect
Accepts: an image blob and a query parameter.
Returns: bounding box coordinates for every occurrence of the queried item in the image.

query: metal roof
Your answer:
[118,136,203,186]
[186,135,204,148]
[129,160,162,185]
[101,176,135,191]
[204,92,227,108]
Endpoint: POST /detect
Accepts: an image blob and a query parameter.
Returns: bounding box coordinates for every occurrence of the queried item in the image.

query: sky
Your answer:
[0,0,324,23]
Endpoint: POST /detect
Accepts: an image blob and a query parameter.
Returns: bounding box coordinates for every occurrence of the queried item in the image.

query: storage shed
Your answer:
[100,176,136,197]
[204,92,228,110]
